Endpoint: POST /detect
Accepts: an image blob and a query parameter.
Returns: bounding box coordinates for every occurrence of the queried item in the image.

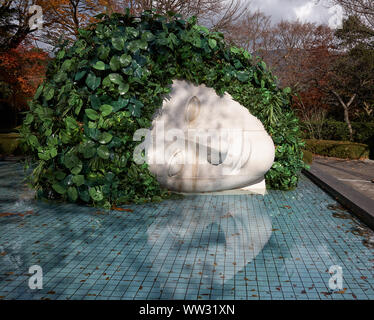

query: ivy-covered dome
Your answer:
[20,10,306,208]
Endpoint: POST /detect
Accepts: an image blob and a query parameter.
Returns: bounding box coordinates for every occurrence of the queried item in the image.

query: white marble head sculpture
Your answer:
[145,80,275,194]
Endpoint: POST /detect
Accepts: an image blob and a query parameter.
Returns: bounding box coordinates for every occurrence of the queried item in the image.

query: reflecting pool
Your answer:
[0,162,373,300]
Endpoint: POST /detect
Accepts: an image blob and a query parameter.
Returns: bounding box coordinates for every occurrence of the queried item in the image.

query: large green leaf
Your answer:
[112,98,129,112]
[119,83,129,95]
[109,73,124,85]
[64,153,80,169]
[67,186,78,201]
[110,56,121,71]
[120,54,132,66]
[100,104,113,117]
[128,99,143,117]
[52,183,66,195]
[71,162,82,175]
[65,116,79,130]
[90,95,101,110]
[99,132,113,144]
[72,175,85,187]
[208,38,217,49]
[44,87,55,101]
[93,61,106,70]
[97,145,110,159]
[85,109,100,120]
[89,186,104,201]
[74,70,87,81]
[86,73,101,90]
[112,37,125,50]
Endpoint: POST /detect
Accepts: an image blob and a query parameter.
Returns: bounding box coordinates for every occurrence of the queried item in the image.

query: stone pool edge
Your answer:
[303,168,374,231]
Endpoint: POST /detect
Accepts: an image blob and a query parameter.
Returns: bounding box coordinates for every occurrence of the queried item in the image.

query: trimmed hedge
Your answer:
[0,133,21,155]
[302,150,313,164]
[301,120,374,159]
[305,139,369,159]
[20,11,306,207]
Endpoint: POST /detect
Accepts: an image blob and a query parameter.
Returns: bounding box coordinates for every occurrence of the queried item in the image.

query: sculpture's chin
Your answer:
[146,80,276,193]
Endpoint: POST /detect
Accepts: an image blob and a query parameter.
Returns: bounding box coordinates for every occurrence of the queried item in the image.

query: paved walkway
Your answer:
[305,156,374,231]
[313,157,374,200]
[0,162,373,300]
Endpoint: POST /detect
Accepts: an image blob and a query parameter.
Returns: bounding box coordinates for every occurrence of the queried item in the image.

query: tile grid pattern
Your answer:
[0,162,373,300]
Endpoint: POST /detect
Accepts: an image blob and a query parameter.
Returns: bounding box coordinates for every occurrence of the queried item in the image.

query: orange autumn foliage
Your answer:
[0,45,49,111]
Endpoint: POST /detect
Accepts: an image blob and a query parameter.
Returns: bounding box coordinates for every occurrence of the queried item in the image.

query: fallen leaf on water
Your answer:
[111,206,134,213]
[1,252,6,256]
[336,288,347,294]
[0,212,19,217]
[352,293,357,299]
[47,291,55,295]
[139,286,143,290]
[361,276,367,280]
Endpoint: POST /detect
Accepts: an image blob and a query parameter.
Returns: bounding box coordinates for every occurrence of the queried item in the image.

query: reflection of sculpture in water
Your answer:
[147,202,272,298]
[146,80,275,194]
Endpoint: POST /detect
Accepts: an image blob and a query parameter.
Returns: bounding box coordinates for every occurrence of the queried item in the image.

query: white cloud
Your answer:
[249,0,343,28]
[328,4,344,29]
[294,1,315,22]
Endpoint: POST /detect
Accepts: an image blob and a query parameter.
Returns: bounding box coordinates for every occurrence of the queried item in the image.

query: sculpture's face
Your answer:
[146,80,275,193]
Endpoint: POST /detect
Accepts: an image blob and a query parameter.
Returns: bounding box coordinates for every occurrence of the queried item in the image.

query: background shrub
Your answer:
[20,11,306,207]
[305,139,369,159]
[0,133,21,155]
[301,120,374,159]
[302,150,313,164]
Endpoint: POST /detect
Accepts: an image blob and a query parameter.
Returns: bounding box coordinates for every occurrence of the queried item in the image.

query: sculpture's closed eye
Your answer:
[185,96,201,124]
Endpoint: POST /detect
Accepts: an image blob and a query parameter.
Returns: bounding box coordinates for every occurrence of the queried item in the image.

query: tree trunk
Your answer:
[332,91,356,141]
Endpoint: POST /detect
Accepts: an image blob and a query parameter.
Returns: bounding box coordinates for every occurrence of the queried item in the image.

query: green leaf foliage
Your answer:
[21,11,305,207]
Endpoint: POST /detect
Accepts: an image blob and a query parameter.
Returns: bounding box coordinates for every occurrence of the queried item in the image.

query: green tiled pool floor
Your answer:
[0,162,373,300]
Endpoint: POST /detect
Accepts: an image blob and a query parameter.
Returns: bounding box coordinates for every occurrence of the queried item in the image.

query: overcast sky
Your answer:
[248,0,344,28]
